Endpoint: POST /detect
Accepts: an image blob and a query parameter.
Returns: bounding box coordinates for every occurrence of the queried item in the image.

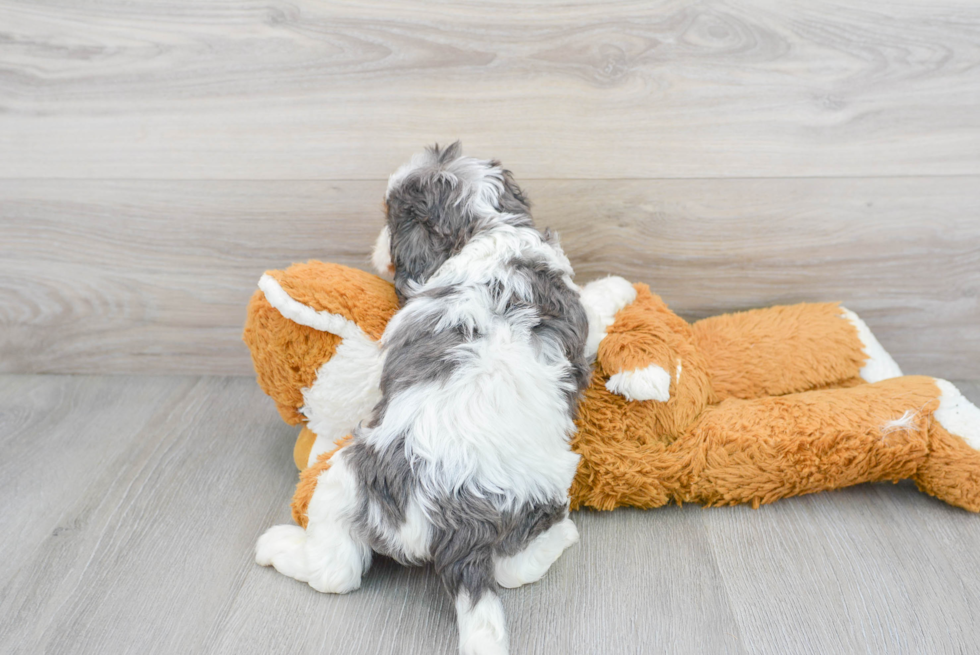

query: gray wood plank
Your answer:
[2,376,979,654]
[215,505,746,655]
[0,375,198,587]
[1,0,979,179]
[2,177,977,377]
[0,376,299,655]
[505,507,746,655]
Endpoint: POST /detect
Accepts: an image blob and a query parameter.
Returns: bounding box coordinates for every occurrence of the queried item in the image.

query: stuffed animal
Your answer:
[244,260,980,517]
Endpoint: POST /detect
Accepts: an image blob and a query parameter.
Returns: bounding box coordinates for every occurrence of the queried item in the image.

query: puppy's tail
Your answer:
[439,553,508,655]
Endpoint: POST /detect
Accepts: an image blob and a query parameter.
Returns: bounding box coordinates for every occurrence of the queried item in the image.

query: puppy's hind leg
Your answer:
[494,516,578,589]
[256,449,371,594]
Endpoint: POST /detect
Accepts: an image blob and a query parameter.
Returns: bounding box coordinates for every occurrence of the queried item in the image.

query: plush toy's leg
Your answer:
[913,379,980,512]
[293,425,318,470]
[256,449,371,593]
[692,302,900,400]
[678,376,946,508]
[493,517,579,588]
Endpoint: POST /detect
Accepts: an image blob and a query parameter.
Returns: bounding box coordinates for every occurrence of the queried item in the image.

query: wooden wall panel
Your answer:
[1,0,979,179]
[1,177,977,377]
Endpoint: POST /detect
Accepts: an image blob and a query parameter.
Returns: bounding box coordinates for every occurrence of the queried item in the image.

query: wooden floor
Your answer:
[1,373,979,654]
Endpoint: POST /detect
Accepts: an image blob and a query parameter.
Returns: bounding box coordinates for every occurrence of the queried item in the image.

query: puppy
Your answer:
[257,143,590,655]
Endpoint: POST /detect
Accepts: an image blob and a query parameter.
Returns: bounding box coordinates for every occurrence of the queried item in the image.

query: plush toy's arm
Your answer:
[596,284,685,402]
[691,302,899,400]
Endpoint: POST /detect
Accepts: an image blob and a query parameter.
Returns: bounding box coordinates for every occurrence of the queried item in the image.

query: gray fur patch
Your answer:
[384,141,532,301]
[429,492,566,602]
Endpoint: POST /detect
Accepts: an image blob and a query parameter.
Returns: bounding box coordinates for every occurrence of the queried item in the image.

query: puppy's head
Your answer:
[372,141,532,301]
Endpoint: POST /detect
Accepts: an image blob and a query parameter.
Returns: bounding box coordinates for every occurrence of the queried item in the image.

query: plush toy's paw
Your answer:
[935,379,980,450]
[256,524,311,581]
[580,276,637,319]
[580,276,637,359]
[494,518,579,589]
[256,523,367,593]
[839,308,903,382]
[606,364,672,402]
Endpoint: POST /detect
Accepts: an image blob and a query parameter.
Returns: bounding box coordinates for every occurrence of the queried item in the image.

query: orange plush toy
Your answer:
[244,261,980,520]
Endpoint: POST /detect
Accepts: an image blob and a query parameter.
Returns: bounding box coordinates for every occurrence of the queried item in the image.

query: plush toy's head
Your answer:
[243,261,399,424]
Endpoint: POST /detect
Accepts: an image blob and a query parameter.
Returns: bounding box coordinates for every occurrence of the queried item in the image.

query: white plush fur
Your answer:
[606,363,673,402]
[578,276,637,360]
[258,274,361,341]
[369,223,583,507]
[455,591,509,655]
[494,517,579,588]
[256,450,371,594]
[934,379,980,451]
[301,329,385,466]
[839,307,903,382]
[257,273,386,467]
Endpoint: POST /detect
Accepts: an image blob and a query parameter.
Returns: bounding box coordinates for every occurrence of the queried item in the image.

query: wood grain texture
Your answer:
[1,375,979,654]
[2,177,977,377]
[0,376,299,654]
[1,0,979,179]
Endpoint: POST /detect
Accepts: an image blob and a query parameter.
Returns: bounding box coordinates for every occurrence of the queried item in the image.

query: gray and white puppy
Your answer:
[258,143,589,655]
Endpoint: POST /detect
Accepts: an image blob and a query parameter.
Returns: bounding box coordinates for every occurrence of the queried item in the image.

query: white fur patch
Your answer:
[494,517,578,588]
[934,379,980,451]
[394,494,432,564]
[258,274,361,341]
[422,223,576,296]
[578,276,637,360]
[369,319,581,507]
[301,329,385,466]
[255,524,310,580]
[256,451,371,593]
[606,364,672,402]
[371,225,394,279]
[455,590,508,655]
[839,307,903,382]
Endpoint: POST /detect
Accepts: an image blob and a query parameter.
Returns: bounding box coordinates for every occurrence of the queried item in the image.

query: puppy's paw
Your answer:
[256,524,310,581]
[494,518,579,589]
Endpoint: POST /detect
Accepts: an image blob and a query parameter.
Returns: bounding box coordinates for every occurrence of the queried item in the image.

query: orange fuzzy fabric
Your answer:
[243,261,399,424]
[693,302,867,400]
[572,376,939,510]
[292,435,354,529]
[244,262,980,516]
